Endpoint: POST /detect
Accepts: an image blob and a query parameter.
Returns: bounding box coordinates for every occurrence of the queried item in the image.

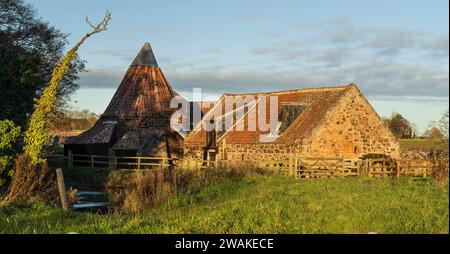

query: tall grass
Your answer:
[105,166,268,214]
[1,154,59,205]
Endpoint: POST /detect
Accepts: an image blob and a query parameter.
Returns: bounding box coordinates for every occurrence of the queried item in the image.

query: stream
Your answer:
[71,187,111,213]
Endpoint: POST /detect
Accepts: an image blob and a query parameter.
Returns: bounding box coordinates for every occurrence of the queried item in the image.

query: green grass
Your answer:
[399,139,449,151]
[0,176,448,234]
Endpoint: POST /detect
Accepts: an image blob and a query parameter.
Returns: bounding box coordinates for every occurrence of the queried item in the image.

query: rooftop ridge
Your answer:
[131,42,158,67]
[222,83,355,97]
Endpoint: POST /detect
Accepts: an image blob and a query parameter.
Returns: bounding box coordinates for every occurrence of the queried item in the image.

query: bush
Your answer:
[2,154,59,205]
[431,160,449,184]
[0,120,21,187]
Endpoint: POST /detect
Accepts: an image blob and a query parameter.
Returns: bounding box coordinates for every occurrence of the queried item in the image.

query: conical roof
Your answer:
[102,42,179,120]
[131,42,158,66]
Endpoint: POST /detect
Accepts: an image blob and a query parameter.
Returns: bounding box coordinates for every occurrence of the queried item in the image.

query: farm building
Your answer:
[64,42,190,157]
[65,42,400,164]
[184,84,400,162]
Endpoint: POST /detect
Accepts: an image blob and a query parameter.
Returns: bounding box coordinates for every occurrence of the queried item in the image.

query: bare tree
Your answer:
[432,110,449,140]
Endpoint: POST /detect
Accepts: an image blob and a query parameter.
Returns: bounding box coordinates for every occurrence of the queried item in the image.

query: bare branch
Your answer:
[72,10,112,51]
[85,16,96,30]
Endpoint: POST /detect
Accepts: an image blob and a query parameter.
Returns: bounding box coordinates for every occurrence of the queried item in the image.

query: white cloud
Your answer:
[78,18,449,99]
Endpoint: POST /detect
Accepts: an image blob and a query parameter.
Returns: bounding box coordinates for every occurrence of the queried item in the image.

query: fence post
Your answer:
[137,157,141,170]
[289,156,293,177]
[294,157,298,179]
[55,168,69,211]
[161,158,165,169]
[396,160,400,179]
[90,154,94,168]
[423,160,427,178]
[68,150,73,170]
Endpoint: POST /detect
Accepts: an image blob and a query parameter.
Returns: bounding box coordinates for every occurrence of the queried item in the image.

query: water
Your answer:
[72,189,111,213]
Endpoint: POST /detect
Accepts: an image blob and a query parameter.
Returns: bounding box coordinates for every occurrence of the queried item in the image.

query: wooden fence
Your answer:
[63,151,448,180]
[258,157,359,179]
[67,152,218,171]
[366,159,449,178]
[67,152,176,170]
[258,157,448,179]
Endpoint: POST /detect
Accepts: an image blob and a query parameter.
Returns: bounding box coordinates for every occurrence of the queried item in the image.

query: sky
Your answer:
[26,0,449,133]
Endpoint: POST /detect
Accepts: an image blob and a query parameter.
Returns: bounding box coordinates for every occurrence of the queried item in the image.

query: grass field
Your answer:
[0,175,448,234]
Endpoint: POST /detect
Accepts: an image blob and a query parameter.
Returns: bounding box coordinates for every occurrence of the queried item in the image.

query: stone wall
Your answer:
[183,144,204,160]
[300,86,400,159]
[220,143,299,161]
[401,149,449,160]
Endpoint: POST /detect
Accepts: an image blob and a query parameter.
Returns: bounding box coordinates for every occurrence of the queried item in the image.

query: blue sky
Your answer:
[27,0,449,133]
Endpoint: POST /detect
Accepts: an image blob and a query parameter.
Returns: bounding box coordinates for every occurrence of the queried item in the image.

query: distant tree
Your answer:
[423,127,445,140]
[431,110,449,140]
[47,109,99,134]
[0,0,85,128]
[384,112,414,139]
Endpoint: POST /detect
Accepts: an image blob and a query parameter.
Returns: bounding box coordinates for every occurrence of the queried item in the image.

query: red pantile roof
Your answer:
[185,84,354,145]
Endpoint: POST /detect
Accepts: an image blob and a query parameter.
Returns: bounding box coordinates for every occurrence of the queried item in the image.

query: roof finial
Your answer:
[131,42,158,66]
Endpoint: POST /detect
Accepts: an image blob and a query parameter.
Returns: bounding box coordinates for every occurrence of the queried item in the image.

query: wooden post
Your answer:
[356,160,360,176]
[161,158,166,169]
[90,154,94,168]
[289,156,293,177]
[294,157,299,179]
[137,157,141,170]
[396,160,400,179]
[215,152,219,169]
[56,168,69,211]
[68,150,73,169]
[423,160,427,178]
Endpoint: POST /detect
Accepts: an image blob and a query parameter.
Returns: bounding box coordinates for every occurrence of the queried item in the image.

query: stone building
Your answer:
[184,84,400,162]
[65,43,399,163]
[65,43,185,157]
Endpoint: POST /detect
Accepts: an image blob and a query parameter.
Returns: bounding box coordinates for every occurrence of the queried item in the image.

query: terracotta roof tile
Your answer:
[185,84,353,145]
[102,65,179,120]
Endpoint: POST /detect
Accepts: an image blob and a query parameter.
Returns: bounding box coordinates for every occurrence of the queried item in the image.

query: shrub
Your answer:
[2,154,59,205]
[0,120,21,187]
[431,160,449,184]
